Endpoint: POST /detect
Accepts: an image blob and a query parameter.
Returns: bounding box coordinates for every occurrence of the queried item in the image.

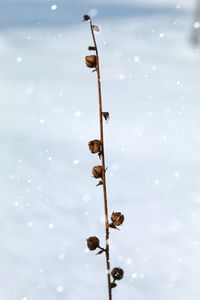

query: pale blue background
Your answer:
[0,1,200,299]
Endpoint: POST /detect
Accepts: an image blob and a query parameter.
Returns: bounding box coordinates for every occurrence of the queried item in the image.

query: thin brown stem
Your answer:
[89,19,112,300]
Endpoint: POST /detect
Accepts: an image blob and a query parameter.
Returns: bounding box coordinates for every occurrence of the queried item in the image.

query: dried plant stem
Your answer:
[89,20,112,300]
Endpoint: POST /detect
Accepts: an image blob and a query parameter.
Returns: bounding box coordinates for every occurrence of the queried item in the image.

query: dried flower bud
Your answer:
[111,268,124,281]
[92,165,103,178]
[83,15,90,21]
[88,139,102,154]
[87,236,100,250]
[111,212,124,227]
[88,46,96,51]
[85,55,97,68]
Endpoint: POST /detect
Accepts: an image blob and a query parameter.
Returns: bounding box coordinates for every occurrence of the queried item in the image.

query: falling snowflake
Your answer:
[193,22,200,29]
[16,57,22,63]
[51,4,57,10]
[73,159,79,165]
[57,286,64,293]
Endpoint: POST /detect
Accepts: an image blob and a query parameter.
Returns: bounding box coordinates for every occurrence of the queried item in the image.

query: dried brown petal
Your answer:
[111,268,124,281]
[109,223,120,230]
[83,15,90,21]
[85,55,96,68]
[96,180,103,186]
[88,139,102,154]
[88,46,96,51]
[111,212,124,226]
[95,248,105,255]
[92,25,100,32]
[92,165,103,178]
[98,151,102,159]
[102,112,110,121]
[87,236,99,251]
[111,282,117,289]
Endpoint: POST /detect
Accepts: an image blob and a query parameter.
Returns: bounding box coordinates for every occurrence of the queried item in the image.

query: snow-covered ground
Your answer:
[0,0,200,299]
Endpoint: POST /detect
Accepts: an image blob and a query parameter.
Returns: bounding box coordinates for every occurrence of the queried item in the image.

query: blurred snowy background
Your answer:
[0,0,200,299]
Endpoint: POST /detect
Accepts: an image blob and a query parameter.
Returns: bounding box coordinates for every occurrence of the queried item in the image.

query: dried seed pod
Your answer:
[83,15,90,21]
[111,267,124,281]
[88,139,102,154]
[85,55,97,68]
[87,236,100,251]
[92,165,103,178]
[111,211,124,227]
